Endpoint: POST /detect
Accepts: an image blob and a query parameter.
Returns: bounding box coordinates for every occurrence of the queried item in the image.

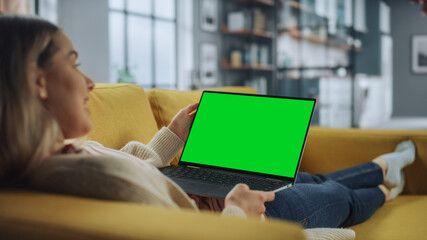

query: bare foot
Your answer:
[372,157,388,181]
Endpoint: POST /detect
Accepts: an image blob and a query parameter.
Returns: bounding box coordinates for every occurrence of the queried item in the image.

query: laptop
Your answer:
[160,91,316,199]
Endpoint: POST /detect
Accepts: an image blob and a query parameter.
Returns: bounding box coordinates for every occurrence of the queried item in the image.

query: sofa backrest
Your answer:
[145,86,259,129]
[87,84,159,149]
[87,84,258,165]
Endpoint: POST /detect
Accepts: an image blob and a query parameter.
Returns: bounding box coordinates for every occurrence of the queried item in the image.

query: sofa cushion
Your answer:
[351,196,427,239]
[0,190,305,240]
[87,84,159,149]
[146,86,259,164]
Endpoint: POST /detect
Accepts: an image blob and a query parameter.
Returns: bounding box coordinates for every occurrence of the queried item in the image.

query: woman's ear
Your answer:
[28,62,49,100]
[35,70,48,100]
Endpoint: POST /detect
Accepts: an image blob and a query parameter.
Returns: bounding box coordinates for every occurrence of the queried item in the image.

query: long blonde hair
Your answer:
[0,16,63,186]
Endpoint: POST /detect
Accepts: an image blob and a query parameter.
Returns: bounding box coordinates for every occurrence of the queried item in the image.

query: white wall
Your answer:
[57,0,110,83]
[389,0,427,117]
[39,0,58,24]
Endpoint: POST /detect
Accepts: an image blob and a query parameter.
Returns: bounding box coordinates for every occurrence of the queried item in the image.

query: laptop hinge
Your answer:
[187,165,200,169]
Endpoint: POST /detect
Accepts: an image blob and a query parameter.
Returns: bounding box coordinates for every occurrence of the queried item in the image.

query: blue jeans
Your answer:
[265,162,386,228]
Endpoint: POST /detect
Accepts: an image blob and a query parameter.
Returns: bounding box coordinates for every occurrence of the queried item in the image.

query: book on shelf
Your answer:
[227,10,251,31]
[259,45,269,66]
[250,43,258,65]
[228,11,245,31]
[230,50,243,67]
[228,43,269,67]
[253,8,266,31]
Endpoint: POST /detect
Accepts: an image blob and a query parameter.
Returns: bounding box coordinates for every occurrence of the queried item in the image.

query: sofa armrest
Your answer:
[0,190,304,240]
[301,127,427,195]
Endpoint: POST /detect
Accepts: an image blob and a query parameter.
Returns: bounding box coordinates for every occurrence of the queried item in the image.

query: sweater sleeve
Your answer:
[120,127,184,168]
[221,205,247,218]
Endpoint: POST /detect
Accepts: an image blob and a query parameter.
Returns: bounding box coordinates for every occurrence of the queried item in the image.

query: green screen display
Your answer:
[180,92,315,178]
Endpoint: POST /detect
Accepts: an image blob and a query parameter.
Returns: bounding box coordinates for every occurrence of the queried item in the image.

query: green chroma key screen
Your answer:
[180,91,315,178]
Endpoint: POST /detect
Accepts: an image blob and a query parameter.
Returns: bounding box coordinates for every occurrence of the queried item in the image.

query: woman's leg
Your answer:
[265,180,386,228]
[295,162,384,190]
[323,162,384,189]
[296,140,416,190]
[270,140,415,228]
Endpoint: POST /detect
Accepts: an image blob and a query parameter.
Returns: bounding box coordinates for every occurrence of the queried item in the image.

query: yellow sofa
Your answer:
[1,83,426,239]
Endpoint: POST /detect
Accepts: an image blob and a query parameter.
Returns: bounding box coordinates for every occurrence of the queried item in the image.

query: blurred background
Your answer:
[1,0,427,129]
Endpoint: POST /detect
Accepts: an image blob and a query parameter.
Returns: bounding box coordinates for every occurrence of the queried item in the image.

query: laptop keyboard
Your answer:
[160,166,286,191]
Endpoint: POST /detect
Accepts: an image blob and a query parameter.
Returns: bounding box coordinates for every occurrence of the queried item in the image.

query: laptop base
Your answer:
[160,165,293,199]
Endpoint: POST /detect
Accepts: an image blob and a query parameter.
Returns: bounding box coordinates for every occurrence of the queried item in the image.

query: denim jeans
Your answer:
[265,162,386,228]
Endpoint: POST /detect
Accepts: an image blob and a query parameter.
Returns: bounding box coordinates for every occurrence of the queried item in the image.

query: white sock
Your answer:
[380,140,415,189]
[388,172,405,201]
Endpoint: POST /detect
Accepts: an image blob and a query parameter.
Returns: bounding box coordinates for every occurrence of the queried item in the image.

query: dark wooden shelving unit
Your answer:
[278,28,361,52]
[232,0,275,7]
[222,60,273,71]
[220,0,277,94]
[221,25,273,39]
[277,65,352,71]
[279,28,328,44]
[275,0,365,126]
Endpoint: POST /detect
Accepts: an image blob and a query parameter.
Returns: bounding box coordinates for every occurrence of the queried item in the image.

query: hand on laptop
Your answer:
[168,102,199,141]
[225,184,275,217]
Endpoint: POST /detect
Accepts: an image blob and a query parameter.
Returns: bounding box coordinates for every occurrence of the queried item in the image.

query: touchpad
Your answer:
[171,178,232,199]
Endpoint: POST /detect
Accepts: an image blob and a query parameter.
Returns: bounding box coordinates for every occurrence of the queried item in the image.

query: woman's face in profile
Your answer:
[41,31,95,139]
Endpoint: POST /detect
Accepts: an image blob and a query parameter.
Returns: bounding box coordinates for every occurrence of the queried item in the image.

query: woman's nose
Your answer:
[86,75,95,91]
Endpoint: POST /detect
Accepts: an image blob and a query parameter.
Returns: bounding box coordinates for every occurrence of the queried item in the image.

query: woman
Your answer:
[0,16,416,229]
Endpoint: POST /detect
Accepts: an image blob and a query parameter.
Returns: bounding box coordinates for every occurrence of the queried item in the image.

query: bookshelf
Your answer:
[212,0,375,127]
[232,0,275,7]
[275,0,363,127]
[220,0,277,95]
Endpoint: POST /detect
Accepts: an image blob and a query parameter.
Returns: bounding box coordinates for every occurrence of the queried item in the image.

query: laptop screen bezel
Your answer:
[177,90,316,183]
